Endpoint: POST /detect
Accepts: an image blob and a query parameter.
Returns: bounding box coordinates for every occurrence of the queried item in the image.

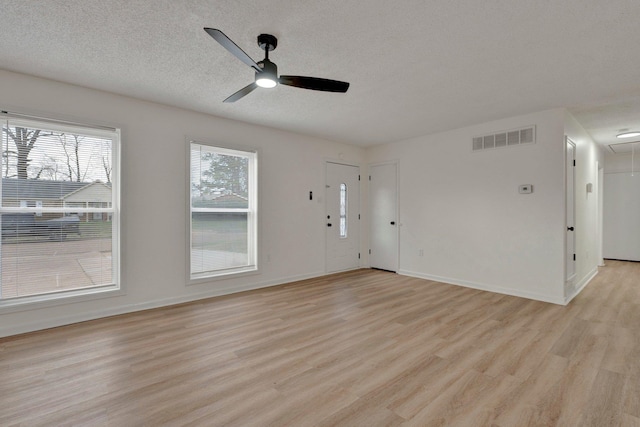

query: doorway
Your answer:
[369,162,398,272]
[325,162,360,273]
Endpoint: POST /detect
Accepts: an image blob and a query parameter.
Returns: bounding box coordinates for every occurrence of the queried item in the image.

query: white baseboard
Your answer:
[564,266,598,305]
[3,266,598,338]
[398,269,565,305]
[0,271,325,338]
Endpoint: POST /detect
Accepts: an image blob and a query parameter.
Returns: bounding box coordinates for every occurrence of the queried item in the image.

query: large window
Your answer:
[0,113,119,305]
[190,142,257,279]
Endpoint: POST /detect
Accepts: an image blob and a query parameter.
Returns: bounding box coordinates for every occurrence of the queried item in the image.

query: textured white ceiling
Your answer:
[1,0,639,146]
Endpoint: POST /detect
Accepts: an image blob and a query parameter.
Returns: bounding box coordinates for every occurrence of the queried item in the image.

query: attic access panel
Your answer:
[608,140,640,154]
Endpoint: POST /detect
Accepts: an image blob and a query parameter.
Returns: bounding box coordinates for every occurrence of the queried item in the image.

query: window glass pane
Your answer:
[191,212,248,274]
[340,183,347,238]
[2,126,112,184]
[189,142,256,279]
[1,119,117,301]
[191,147,249,209]
[1,212,113,299]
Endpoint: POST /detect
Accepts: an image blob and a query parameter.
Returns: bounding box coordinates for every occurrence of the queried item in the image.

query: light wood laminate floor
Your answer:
[1,260,639,426]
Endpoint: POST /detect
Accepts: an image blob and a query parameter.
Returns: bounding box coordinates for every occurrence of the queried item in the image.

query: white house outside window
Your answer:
[189,142,257,279]
[0,113,120,306]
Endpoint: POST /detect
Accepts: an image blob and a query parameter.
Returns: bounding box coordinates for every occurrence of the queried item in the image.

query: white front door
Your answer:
[369,162,398,272]
[566,137,576,281]
[326,162,360,273]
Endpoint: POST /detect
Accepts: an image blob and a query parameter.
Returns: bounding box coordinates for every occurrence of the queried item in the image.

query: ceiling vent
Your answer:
[473,126,536,151]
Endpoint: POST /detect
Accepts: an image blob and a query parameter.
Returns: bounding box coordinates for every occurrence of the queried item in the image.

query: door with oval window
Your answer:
[325,162,360,272]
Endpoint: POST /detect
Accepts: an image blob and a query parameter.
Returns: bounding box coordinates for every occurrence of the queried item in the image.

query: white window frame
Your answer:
[188,140,258,282]
[0,112,121,312]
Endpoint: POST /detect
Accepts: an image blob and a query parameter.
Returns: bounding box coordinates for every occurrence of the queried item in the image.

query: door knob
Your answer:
[567,227,574,231]
[390,221,396,225]
[327,223,332,227]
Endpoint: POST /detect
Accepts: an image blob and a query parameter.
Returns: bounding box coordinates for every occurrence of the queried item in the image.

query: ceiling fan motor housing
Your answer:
[256,59,277,80]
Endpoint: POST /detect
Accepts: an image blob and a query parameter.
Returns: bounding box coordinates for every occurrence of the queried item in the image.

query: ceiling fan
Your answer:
[204,28,350,103]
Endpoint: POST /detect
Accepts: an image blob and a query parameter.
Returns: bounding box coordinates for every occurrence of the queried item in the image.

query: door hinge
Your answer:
[358,253,361,259]
[573,160,576,167]
[358,214,361,220]
[358,175,361,181]
[573,253,576,261]
[369,175,371,181]
[369,249,371,254]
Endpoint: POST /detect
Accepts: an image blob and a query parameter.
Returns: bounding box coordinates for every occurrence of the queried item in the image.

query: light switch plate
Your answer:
[519,184,533,194]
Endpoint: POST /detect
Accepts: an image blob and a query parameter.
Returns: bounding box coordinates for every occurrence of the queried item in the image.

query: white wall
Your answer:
[0,70,366,337]
[605,150,640,173]
[367,109,567,303]
[563,111,603,301]
[0,69,602,336]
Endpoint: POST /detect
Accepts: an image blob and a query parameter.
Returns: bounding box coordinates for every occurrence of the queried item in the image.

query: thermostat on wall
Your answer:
[519,184,533,194]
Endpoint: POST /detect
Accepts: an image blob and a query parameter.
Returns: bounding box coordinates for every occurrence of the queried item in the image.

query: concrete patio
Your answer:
[1,237,112,299]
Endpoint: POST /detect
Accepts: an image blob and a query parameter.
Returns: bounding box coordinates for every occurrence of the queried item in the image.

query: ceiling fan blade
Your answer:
[223,83,258,103]
[204,28,262,72]
[278,76,349,93]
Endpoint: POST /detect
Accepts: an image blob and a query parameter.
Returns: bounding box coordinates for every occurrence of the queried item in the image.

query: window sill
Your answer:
[0,285,124,314]
[188,266,259,286]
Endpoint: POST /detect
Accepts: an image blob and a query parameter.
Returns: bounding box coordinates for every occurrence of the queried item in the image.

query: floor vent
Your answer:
[473,126,535,151]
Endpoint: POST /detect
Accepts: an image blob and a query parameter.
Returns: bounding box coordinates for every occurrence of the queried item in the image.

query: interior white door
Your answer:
[603,171,640,261]
[325,162,360,273]
[369,163,398,272]
[598,166,604,266]
[566,138,576,281]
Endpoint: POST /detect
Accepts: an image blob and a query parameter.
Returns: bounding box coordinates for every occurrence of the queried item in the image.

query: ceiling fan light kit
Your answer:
[204,28,350,102]
[255,60,277,88]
